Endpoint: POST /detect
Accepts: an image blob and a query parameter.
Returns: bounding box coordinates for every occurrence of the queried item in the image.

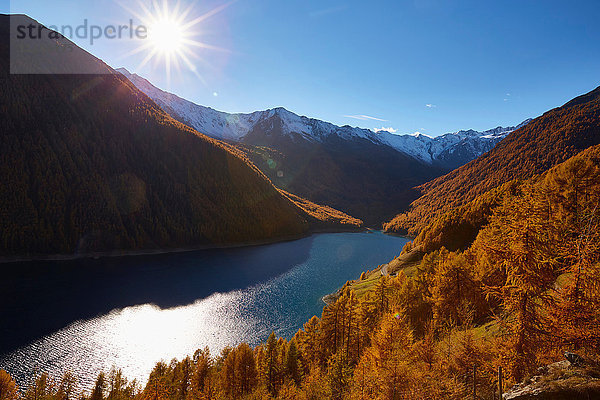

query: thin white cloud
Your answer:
[425,104,436,108]
[344,114,388,122]
[373,127,398,134]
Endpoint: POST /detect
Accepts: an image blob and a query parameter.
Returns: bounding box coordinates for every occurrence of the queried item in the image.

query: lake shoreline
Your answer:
[321,229,410,305]
[0,225,367,264]
[2,230,408,392]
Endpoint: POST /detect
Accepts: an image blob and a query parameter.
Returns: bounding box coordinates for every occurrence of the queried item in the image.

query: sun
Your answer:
[118,0,232,84]
[149,17,185,54]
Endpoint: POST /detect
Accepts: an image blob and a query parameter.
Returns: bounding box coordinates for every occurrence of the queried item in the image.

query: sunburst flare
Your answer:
[117,0,232,85]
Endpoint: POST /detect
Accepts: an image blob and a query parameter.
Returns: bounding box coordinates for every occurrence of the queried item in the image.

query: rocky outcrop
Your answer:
[504,360,600,399]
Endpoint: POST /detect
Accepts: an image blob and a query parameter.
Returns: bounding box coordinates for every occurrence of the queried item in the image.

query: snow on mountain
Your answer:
[118,68,262,141]
[376,119,531,165]
[118,68,529,166]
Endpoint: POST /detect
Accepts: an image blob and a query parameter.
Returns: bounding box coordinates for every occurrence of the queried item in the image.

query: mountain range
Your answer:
[118,68,529,169]
[0,14,544,258]
[119,68,528,224]
[3,10,600,398]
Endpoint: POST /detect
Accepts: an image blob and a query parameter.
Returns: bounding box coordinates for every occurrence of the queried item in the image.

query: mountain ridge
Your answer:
[117,68,531,225]
[385,84,600,235]
[117,68,529,169]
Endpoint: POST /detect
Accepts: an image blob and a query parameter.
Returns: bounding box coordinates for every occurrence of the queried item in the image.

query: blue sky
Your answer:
[5,0,600,136]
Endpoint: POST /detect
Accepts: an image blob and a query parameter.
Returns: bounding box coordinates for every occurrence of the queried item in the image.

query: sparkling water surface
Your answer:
[0,231,407,390]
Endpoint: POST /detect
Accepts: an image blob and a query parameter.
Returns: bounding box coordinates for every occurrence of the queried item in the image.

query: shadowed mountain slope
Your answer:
[0,14,359,258]
[119,68,526,226]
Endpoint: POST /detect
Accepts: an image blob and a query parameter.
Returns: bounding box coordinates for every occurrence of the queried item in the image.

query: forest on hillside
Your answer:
[0,68,309,256]
[0,14,367,258]
[2,144,599,400]
[384,85,600,236]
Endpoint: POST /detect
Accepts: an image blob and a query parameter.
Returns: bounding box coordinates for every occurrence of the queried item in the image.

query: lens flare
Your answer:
[117,0,233,84]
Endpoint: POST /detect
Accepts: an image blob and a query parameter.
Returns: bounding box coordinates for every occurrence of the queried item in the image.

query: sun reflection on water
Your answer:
[3,290,261,390]
[0,232,408,391]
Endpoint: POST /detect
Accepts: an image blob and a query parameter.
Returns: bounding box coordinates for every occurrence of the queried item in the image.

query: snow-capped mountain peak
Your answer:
[118,68,529,168]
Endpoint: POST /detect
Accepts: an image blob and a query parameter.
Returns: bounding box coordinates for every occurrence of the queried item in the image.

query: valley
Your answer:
[1,4,600,400]
[119,68,527,225]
